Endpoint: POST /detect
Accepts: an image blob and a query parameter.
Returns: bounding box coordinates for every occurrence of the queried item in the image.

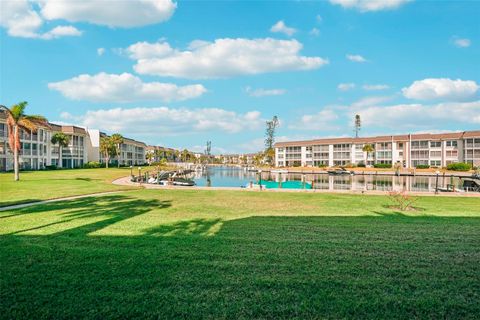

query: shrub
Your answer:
[45,165,57,170]
[317,164,328,168]
[446,162,472,171]
[415,164,430,169]
[388,191,418,211]
[83,161,103,169]
[357,162,366,168]
[373,163,392,169]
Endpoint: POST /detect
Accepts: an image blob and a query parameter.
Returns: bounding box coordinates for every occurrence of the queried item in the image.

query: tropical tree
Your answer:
[264,115,279,165]
[51,132,70,169]
[362,144,375,166]
[146,152,154,165]
[110,133,124,168]
[0,102,48,181]
[253,152,264,166]
[100,136,116,168]
[181,149,190,162]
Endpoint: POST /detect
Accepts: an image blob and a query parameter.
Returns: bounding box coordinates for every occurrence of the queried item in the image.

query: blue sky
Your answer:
[1,0,479,154]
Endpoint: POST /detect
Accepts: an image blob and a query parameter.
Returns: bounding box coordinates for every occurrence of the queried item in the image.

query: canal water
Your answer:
[188,166,465,192]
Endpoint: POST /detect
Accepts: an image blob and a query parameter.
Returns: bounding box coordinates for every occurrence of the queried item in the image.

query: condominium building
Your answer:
[0,110,147,171]
[145,146,178,163]
[274,131,480,168]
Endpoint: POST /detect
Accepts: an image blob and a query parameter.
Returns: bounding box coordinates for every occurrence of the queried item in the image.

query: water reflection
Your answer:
[189,166,464,192]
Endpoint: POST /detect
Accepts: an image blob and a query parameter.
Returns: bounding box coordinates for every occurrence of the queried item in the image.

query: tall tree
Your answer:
[110,133,124,168]
[264,115,279,166]
[354,114,361,138]
[51,132,70,169]
[362,144,375,165]
[100,136,116,168]
[0,102,48,181]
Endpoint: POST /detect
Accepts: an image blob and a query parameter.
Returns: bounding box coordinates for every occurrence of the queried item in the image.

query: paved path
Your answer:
[0,191,127,212]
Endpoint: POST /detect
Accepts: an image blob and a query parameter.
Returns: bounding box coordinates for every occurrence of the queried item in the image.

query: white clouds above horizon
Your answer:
[310,28,320,36]
[41,0,176,28]
[129,38,329,79]
[0,0,176,39]
[60,107,263,135]
[355,100,480,128]
[97,48,106,56]
[402,78,479,101]
[0,0,81,39]
[452,37,471,48]
[270,20,297,36]
[363,84,390,90]
[330,0,411,12]
[346,54,367,63]
[48,72,206,103]
[338,83,356,91]
[245,87,286,97]
[289,109,339,130]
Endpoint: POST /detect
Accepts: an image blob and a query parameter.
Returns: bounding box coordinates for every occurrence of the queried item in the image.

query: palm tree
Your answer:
[51,132,70,169]
[0,102,48,181]
[181,149,190,162]
[146,152,154,165]
[362,144,375,166]
[110,133,124,168]
[100,136,116,168]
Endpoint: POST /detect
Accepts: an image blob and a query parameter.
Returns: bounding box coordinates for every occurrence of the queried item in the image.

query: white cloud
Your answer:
[453,38,471,48]
[346,54,367,63]
[270,20,296,36]
[310,28,320,36]
[61,107,263,136]
[0,0,80,39]
[97,48,105,56]
[40,25,82,39]
[130,38,329,79]
[316,14,323,23]
[363,84,390,90]
[355,100,480,128]
[330,0,411,12]
[0,0,176,39]
[402,78,479,101]
[289,109,339,130]
[245,87,286,97]
[40,0,176,28]
[351,95,393,108]
[338,83,356,91]
[48,72,207,103]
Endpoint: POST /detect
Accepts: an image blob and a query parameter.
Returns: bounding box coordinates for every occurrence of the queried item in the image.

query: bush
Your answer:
[357,162,366,168]
[373,163,392,169]
[317,164,328,168]
[415,164,430,169]
[83,161,103,169]
[45,165,57,170]
[344,162,357,168]
[446,162,472,171]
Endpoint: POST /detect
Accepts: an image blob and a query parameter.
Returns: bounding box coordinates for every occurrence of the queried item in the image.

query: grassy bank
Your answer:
[1,189,479,318]
[0,168,141,207]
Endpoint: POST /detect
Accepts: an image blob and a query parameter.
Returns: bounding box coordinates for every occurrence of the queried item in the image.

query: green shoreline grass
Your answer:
[0,168,140,207]
[1,189,480,318]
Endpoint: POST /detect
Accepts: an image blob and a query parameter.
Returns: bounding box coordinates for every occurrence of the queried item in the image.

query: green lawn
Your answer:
[0,168,141,207]
[1,189,479,318]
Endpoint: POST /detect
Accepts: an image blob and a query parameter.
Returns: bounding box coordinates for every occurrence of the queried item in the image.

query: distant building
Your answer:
[0,110,147,171]
[274,131,480,168]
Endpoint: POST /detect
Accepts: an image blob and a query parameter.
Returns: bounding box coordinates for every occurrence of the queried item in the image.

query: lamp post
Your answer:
[258,169,262,190]
[130,165,133,177]
[435,170,440,194]
[138,167,142,183]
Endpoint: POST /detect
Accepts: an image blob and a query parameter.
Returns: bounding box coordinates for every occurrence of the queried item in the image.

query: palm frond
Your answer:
[25,114,49,127]
[18,118,40,133]
[9,102,28,120]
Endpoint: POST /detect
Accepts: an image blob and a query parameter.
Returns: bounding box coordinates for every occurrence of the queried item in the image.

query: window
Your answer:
[398,142,403,148]
[430,160,441,167]
[306,146,312,151]
[446,150,458,157]
[430,141,441,148]
[430,151,441,157]
[446,140,457,147]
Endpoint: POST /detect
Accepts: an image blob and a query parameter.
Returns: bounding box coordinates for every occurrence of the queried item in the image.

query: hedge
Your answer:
[446,162,472,171]
[373,163,392,169]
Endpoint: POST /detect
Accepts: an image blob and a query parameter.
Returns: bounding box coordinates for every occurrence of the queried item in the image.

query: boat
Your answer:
[172,177,195,186]
[327,168,354,175]
[463,179,480,192]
